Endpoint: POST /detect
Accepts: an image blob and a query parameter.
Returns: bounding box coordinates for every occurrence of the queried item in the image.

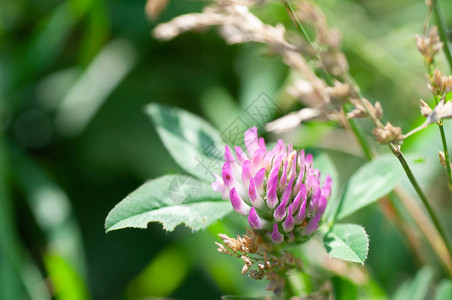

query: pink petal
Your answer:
[282,206,294,232]
[244,127,259,156]
[234,146,249,165]
[266,174,279,209]
[294,196,307,225]
[222,163,235,189]
[249,177,264,208]
[303,214,321,235]
[273,191,289,222]
[271,223,284,243]
[230,188,250,216]
[248,207,266,230]
[241,160,252,189]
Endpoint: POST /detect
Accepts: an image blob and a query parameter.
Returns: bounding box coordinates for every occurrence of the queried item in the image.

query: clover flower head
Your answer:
[212,127,332,244]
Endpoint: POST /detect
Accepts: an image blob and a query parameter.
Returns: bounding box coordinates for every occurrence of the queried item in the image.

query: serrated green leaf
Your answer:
[105,175,231,232]
[335,155,404,220]
[146,103,225,183]
[323,224,369,264]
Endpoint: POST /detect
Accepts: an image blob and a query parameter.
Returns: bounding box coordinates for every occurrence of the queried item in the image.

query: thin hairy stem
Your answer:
[281,0,334,85]
[439,121,452,189]
[345,112,373,161]
[432,0,452,72]
[389,143,452,263]
[281,0,311,44]
[280,0,452,275]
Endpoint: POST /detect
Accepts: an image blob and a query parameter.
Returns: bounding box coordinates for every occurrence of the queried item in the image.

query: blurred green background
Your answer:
[1,0,452,299]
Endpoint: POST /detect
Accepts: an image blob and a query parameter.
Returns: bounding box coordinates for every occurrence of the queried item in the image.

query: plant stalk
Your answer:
[432,0,452,72]
[389,143,452,262]
[346,117,374,161]
[438,121,452,190]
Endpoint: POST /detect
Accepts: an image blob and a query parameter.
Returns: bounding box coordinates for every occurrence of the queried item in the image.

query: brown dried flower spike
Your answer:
[415,26,443,64]
[215,232,303,296]
[373,122,403,145]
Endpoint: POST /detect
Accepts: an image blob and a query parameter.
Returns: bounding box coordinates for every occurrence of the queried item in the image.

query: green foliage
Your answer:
[43,254,89,300]
[435,279,452,300]
[105,175,231,232]
[333,155,404,221]
[392,267,435,300]
[313,152,339,209]
[126,246,189,298]
[331,276,358,300]
[146,103,226,183]
[4,0,452,298]
[323,224,369,264]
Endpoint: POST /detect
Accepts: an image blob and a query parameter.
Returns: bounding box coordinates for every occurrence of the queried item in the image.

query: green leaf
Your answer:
[105,175,231,232]
[323,224,369,264]
[331,276,358,300]
[126,246,189,298]
[335,154,404,220]
[0,139,51,300]
[435,279,452,300]
[392,267,434,300]
[43,254,89,300]
[11,146,87,278]
[146,103,225,183]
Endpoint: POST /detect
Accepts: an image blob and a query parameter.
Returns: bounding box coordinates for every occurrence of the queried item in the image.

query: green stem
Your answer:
[346,112,373,161]
[281,0,312,44]
[432,0,452,72]
[438,122,452,190]
[281,0,334,86]
[389,143,452,260]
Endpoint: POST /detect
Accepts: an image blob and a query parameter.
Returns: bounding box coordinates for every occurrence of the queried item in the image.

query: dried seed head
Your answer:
[241,255,252,266]
[430,69,446,94]
[431,70,452,95]
[242,235,258,253]
[429,99,452,122]
[223,240,238,252]
[218,234,241,252]
[348,98,380,119]
[415,26,443,64]
[241,263,251,275]
[218,233,229,241]
[215,242,230,254]
[347,107,367,119]
[249,269,264,280]
[327,81,351,105]
[439,151,447,166]
[296,1,321,24]
[420,99,433,117]
[317,28,342,49]
[145,0,169,20]
[320,50,348,76]
[445,77,452,94]
[373,122,403,144]
[374,101,383,119]
[258,263,265,272]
